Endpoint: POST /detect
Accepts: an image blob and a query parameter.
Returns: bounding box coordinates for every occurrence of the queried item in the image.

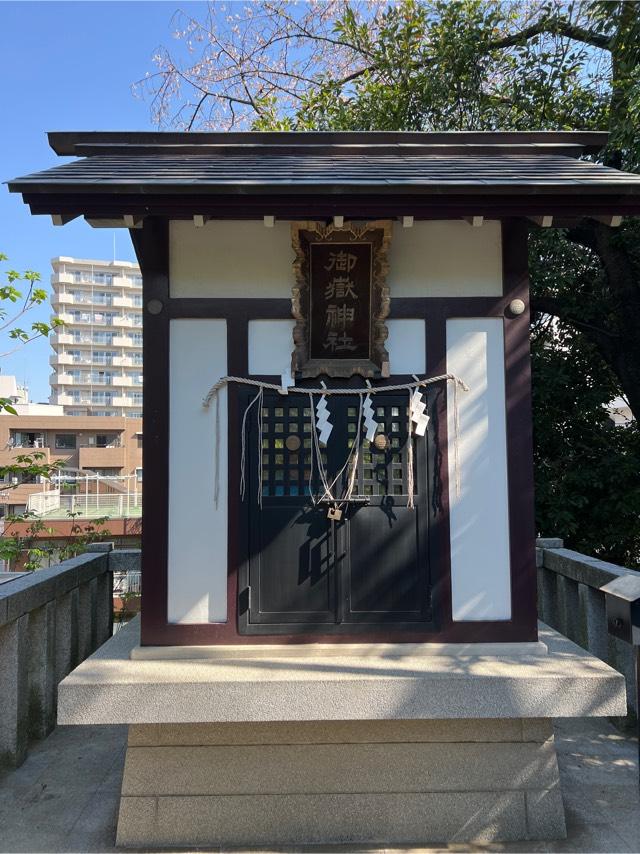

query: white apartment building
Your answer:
[49,257,143,417]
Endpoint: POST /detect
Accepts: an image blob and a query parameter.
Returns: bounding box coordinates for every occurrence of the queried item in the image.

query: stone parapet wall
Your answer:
[0,545,140,768]
[536,538,639,719]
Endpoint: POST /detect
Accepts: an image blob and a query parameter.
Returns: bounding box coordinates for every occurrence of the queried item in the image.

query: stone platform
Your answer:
[57,620,626,849]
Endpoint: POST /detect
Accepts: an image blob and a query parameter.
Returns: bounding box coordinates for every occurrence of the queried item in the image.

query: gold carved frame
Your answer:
[291,220,392,378]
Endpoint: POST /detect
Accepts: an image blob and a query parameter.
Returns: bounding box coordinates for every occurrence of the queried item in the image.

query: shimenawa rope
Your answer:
[205,373,469,510]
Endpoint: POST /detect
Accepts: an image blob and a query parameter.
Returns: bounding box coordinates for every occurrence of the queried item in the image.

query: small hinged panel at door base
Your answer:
[239,387,437,635]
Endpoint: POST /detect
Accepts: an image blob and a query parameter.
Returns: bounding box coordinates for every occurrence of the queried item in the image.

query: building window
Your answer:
[135,467,143,483]
[93,351,115,366]
[93,332,115,344]
[128,332,143,345]
[132,294,143,307]
[69,289,92,304]
[72,270,91,284]
[128,411,142,418]
[91,391,113,404]
[90,371,113,385]
[55,434,77,450]
[94,291,113,306]
[132,352,143,365]
[93,311,115,326]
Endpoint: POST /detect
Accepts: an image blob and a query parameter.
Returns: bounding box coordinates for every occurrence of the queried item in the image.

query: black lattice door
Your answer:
[339,396,431,623]
[241,390,433,632]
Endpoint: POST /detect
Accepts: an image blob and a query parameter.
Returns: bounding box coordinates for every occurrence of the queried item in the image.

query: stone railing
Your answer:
[0,544,141,769]
[537,537,638,719]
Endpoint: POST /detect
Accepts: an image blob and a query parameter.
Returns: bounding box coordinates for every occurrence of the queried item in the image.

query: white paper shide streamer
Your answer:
[362,394,378,442]
[315,396,333,445]
[410,388,430,437]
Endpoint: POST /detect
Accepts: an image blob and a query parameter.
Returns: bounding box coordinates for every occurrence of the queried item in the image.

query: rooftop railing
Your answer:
[27,492,142,518]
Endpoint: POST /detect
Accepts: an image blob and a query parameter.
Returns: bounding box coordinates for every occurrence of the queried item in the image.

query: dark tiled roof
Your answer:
[10,152,640,196]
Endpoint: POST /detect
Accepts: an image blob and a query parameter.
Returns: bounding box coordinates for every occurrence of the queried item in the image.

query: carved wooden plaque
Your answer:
[291,221,392,378]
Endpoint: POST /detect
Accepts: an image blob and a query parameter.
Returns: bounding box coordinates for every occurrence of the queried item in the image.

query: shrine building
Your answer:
[8,130,640,847]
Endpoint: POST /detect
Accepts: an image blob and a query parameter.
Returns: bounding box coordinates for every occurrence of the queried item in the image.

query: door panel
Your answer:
[251,504,335,623]
[241,388,434,632]
[346,506,427,619]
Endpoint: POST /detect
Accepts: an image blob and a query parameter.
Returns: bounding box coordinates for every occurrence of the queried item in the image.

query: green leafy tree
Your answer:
[146,1,640,562]
[0,254,65,549]
[0,254,63,414]
[0,512,112,572]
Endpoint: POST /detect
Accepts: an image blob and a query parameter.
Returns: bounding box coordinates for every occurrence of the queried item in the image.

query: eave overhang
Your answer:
[8,130,640,222]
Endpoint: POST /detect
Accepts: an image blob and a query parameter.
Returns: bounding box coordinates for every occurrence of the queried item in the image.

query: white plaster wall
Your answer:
[386,319,426,374]
[446,318,511,621]
[170,220,295,298]
[248,318,426,377]
[389,221,502,297]
[168,319,228,624]
[170,220,501,300]
[248,320,296,375]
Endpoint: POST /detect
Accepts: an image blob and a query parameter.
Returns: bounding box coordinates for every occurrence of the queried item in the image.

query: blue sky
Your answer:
[1,1,203,401]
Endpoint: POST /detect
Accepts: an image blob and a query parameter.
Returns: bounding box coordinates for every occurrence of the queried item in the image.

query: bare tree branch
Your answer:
[486,18,610,52]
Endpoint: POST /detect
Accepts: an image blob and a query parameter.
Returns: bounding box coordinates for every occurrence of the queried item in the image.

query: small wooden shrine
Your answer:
[8,130,639,848]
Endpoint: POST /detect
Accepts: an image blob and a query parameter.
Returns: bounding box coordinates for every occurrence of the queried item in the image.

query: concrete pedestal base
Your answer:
[117,718,565,847]
[58,619,626,849]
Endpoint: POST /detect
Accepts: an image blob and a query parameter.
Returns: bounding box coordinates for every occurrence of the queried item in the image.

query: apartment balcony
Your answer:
[51,332,74,346]
[55,394,92,406]
[51,292,75,308]
[111,376,133,387]
[110,316,140,329]
[49,373,75,386]
[78,445,126,469]
[113,356,141,368]
[49,353,74,367]
[50,271,75,285]
[112,275,142,289]
[112,335,132,347]
[113,296,141,309]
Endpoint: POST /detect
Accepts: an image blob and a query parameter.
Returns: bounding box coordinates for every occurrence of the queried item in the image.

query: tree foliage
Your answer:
[0,254,65,503]
[144,1,640,563]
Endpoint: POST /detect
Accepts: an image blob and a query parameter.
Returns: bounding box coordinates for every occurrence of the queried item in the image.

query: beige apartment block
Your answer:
[0,414,142,515]
[50,256,143,417]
